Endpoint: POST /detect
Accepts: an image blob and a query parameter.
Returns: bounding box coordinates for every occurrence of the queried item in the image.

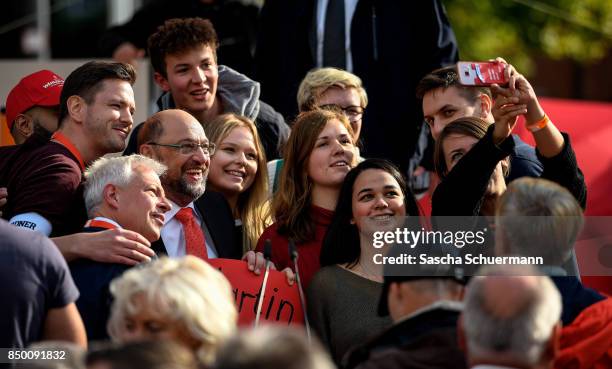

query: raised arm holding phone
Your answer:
[431,58,586,216]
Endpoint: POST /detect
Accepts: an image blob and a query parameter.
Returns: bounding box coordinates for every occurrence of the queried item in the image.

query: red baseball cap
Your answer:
[5,70,64,131]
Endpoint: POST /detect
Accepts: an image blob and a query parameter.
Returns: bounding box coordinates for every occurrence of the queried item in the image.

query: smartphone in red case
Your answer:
[457,61,508,86]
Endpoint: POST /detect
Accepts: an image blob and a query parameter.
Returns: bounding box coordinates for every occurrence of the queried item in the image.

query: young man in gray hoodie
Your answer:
[124,17,289,160]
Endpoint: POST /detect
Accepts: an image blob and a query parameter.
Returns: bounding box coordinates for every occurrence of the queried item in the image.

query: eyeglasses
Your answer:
[147,142,216,156]
[319,104,364,121]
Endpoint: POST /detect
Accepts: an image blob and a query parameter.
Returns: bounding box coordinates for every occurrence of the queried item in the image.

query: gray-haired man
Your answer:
[71,154,171,341]
[459,265,562,369]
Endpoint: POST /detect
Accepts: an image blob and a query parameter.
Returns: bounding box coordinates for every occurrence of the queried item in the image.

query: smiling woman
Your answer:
[256,109,356,288]
[308,159,420,364]
[204,114,271,253]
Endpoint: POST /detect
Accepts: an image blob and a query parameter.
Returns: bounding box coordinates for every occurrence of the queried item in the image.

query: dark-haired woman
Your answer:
[307,159,420,364]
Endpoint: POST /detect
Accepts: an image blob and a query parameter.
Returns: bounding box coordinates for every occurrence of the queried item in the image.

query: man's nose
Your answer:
[158,197,172,212]
[192,67,206,83]
[121,107,134,127]
[432,121,446,141]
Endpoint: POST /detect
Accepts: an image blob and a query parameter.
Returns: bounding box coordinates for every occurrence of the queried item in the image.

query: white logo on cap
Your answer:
[43,79,64,89]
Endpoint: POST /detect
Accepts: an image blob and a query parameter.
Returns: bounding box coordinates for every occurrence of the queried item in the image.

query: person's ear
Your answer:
[139,143,153,157]
[13,114,33,138]
[103,184,120,209]
[479,93,493,118]
[66,95,86,124]
[154,72,171,92]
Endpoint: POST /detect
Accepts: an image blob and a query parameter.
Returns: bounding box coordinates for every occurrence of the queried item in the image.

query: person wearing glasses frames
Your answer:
[138,109,241,260]
[298,68,368,146]
[268,68,367,193]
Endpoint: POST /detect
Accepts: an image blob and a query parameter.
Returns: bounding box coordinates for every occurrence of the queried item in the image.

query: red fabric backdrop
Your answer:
[519,98,612,295]
[515,97,612,216]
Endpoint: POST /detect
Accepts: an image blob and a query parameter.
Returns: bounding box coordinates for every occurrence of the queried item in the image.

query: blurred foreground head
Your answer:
[214,326,335,369]
[495,177,584,266]
[461,264,562,369]
[107,256,237,365]
[87,340,198,369]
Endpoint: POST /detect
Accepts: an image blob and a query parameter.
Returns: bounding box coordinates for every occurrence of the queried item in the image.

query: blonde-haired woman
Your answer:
[256,109,356,288]
[107,256,237,366]
[205,113,272,253]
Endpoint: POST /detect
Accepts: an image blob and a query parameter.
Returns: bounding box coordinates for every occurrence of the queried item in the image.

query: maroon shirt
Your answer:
[0,134,87,237]
[256,206,334,288]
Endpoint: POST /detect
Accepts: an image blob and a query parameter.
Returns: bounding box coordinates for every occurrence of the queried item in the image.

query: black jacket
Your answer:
[255,0,458,171]
[99,0,259,77]
[552,276,605,326]
[432,126,587,216]
[344,307,466,369]
[70,226,130,341]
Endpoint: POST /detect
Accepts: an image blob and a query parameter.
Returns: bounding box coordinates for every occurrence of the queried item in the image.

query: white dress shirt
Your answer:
[315,0,359,72]
[160,200,218,258]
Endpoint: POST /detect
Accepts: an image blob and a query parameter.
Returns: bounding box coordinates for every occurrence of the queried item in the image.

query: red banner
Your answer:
[207,258,305,326]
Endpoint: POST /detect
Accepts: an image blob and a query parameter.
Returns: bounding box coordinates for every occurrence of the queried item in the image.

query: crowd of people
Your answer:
[1,2,611,369]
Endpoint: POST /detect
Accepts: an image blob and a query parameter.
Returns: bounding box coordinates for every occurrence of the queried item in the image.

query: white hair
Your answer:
[84,154,167,218]
[463,265,562,366]
[107,256,237,365]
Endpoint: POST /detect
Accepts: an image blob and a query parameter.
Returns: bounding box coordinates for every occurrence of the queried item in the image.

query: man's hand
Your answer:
[112,42,145,67]
[53,229,154,265]
[0,187,7,217]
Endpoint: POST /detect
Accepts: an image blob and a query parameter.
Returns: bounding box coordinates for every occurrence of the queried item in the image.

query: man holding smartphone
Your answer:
[416,61,543,181]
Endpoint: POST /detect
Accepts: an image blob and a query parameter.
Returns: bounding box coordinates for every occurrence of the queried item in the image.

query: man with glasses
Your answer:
[268,67,367,192]
[138,109,241,259]
[297,67,367,146]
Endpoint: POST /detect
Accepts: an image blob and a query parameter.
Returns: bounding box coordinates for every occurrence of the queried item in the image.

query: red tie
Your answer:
[174,207,208,260]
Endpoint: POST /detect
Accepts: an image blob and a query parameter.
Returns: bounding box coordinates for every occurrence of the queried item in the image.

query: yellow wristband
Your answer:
[527,114,549,132]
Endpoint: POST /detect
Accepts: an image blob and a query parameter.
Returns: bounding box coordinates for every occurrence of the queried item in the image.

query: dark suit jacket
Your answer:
[151,191,242,259]
[344,308,466,369]
[255,0,458,171]
[70,226,131,341]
